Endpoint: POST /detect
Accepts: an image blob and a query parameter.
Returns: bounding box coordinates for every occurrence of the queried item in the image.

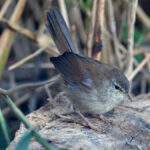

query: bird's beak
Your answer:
[126,92,133,102]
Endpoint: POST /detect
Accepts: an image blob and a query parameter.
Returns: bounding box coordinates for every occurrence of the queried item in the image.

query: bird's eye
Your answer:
[115,85,120,90]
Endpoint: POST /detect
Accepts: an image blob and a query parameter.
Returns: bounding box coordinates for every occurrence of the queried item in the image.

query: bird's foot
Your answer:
[98,114,114,125]
[76,111,104,132]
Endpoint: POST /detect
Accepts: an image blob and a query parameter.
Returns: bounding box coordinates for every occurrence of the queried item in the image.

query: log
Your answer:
[7,92,150,150]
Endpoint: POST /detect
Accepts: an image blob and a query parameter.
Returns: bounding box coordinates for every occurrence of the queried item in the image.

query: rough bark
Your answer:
[7,92,150,150]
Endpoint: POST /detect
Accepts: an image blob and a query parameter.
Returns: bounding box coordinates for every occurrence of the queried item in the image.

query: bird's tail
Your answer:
[46,8,76,54]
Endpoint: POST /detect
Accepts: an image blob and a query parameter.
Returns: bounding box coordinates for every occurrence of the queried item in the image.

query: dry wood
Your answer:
[7,92,150,150]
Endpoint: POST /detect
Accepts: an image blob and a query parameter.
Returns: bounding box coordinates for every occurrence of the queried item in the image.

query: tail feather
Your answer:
[46,8,76,54]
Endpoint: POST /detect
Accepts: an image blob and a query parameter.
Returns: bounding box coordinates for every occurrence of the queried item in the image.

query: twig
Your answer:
[133,56,146,74]
[0,92,52,150]
[16,63,54,69]
[128,53,150,81]
[136,5,150,29]
[104,29,127,54]
[148,59,150,73]
[44,85,52,99]
[118,2,128,42]
[0,0,27,78]
[3,93,31,116]
[102,31,113,65]
[126,0,138,77]
[37,34,60,56]
[133,48,147,55]
[106,0,122,68]
[71,25,78,53]
[87,0,97,57]
[9,72,19,100]
[69,0,87,46]
[0,19,59,57]
[9,47,45,71]
[0,0,12,20]
[0,18,36,41]
[145,52,150,73]
[92,0,105,60]
[2,75,60,95]
[58,0,70,28]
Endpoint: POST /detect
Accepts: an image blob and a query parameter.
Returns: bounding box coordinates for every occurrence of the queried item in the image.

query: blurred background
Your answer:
[0,0,150,149]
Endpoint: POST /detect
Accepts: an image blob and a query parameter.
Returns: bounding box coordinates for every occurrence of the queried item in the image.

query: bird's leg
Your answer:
[98,114,114,125]
[76,111,104,132]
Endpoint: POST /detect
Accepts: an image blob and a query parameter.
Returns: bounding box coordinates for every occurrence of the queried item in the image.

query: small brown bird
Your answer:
[46,8,132,131]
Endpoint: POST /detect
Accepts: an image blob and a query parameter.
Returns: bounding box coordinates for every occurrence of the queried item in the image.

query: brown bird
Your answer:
[46,8,132,131]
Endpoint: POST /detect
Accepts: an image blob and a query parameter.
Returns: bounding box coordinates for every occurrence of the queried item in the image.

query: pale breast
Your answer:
[66,88,107,114]
[66,81,125,114]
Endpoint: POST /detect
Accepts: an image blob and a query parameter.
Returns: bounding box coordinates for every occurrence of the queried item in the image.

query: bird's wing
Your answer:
[50,52,93,89]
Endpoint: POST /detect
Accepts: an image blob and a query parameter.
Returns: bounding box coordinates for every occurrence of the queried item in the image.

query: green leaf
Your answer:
[121,22,146,46]
[15,130,32,150]
[0,108,10,145]
[78,0,92,10]
[134,27,145,46]
[135,54,144,63]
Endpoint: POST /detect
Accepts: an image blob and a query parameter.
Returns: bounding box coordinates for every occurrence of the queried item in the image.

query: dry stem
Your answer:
[136,5,150,29]
[0,0,12,20]
[0,18,36,41]
[129,53,150,81]
[58,0,70,28]
[0,0,27,78]
[92,0,105,61]
[2,75,60,95]
[106,0,122,68]
[126,0,138,77]
[87,0,97,57]
[9,47,45,70]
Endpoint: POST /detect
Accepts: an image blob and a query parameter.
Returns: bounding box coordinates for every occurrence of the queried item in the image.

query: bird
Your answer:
[46,8,132,131]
